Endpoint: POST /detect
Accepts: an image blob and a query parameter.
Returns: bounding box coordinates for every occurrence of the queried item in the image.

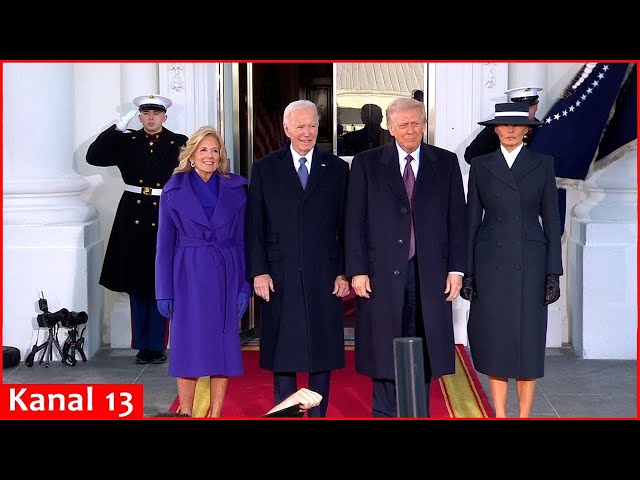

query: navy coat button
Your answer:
[515,264,521,270]
[401,207,408,214]
[398,239,404,245]
[496,265,502,271]
[393,270,400,276]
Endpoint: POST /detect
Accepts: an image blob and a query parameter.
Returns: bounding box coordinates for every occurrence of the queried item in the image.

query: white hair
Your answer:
[283,100,319,125]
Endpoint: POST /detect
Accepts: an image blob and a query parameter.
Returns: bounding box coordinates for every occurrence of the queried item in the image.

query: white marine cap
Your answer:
[133,94,172,112]
[504,86,543,105]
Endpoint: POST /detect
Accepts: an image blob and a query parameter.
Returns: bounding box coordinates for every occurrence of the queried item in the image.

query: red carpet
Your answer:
[169,345,494,418]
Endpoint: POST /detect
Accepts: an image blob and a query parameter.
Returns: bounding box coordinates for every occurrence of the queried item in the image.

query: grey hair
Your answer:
[283,100,319,125]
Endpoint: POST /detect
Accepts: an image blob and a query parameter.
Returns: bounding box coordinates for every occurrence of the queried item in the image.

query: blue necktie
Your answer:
[298,157,309,189]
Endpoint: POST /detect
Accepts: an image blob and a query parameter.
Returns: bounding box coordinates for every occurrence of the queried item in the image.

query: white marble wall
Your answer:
[3,63,102,359]
[567,144,637,359]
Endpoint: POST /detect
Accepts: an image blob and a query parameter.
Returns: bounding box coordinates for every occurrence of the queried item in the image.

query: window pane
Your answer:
[336,63,425,157]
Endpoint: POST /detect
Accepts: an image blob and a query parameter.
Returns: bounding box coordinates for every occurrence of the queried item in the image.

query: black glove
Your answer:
[460,274,476,301]
[544,274,560,306]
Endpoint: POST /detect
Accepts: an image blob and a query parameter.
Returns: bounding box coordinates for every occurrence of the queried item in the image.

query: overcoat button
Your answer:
[398,239,404,245]
[495,192,501,197]
[139,180,144,184]
[496,241,502,247]
[496,265,502,271]
[515,264,521,270]
[401,207,408,214]
[134,220,140,225]
[393,270,400,276]
[136,199,141,204]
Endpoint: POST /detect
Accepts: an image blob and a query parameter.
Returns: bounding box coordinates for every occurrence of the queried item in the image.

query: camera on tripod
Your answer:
[37,305,68,328]
[26,292,88,368]
[36,297,88,329]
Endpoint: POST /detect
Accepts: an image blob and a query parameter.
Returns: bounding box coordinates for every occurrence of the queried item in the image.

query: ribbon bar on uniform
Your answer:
[124,184,163,196]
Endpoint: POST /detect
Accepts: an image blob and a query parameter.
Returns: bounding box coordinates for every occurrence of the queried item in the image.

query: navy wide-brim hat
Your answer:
[478,102,542,126]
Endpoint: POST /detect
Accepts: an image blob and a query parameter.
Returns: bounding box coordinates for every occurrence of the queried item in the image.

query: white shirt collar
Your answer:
[397,143,420,175]
[500,143,524,168]
[291,146,314,170]
[396,143,420,161]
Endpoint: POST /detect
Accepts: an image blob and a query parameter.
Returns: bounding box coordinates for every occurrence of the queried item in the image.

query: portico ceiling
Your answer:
[336,63,424,94]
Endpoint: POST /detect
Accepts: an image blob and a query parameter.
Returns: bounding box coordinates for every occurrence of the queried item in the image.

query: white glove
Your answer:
[115,108,138,132]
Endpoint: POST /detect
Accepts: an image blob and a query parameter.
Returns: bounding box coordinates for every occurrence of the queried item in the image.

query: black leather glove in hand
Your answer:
[544,274,560,306]
[460,275,476,301]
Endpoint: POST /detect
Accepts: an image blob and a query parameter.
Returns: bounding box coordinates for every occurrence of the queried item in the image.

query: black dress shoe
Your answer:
[148,350,168,364]
[135,349,151,364]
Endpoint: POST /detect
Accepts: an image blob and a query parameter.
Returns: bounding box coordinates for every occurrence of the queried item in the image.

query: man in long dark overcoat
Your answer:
[245,100,350,417]
[345,97,467,417]
[86,94,187,365]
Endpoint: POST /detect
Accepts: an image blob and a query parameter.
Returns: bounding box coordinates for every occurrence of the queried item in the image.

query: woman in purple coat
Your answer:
[155,126,251,417]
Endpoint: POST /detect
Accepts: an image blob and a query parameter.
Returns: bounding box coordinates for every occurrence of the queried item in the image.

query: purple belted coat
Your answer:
[156,169,251,378]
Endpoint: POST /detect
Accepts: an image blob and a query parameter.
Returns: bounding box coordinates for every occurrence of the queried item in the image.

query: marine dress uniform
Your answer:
[86,94,188,363]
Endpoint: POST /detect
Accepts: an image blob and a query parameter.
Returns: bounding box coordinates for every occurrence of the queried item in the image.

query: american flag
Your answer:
[254,101,287,160]
[530,62,634,180]
[528,62,636,233]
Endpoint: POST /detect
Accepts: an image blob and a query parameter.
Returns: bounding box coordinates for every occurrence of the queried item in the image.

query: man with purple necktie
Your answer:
[345,97,467,417]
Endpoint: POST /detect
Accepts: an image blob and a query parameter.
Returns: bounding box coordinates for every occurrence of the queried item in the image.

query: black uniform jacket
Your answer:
[86,125,188,296]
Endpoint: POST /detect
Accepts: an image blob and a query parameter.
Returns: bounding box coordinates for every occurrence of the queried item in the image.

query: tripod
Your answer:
[25,324,64,368]
[62,326,87,366]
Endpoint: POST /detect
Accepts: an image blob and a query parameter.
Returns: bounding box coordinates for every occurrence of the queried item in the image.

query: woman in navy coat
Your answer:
[155,126,251,417]
[461,103,563,418]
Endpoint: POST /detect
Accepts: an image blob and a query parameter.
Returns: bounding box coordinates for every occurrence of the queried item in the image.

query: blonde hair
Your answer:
[386,97,426,127]
[175,126,230,177]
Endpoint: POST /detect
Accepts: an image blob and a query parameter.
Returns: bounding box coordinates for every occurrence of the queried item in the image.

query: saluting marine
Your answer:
[86,94,188,365]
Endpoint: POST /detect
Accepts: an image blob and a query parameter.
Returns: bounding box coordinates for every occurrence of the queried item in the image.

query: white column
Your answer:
[118,63,160,132]
[508,62,548,114]
[3,63,101,360]
[567,141,637,359]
